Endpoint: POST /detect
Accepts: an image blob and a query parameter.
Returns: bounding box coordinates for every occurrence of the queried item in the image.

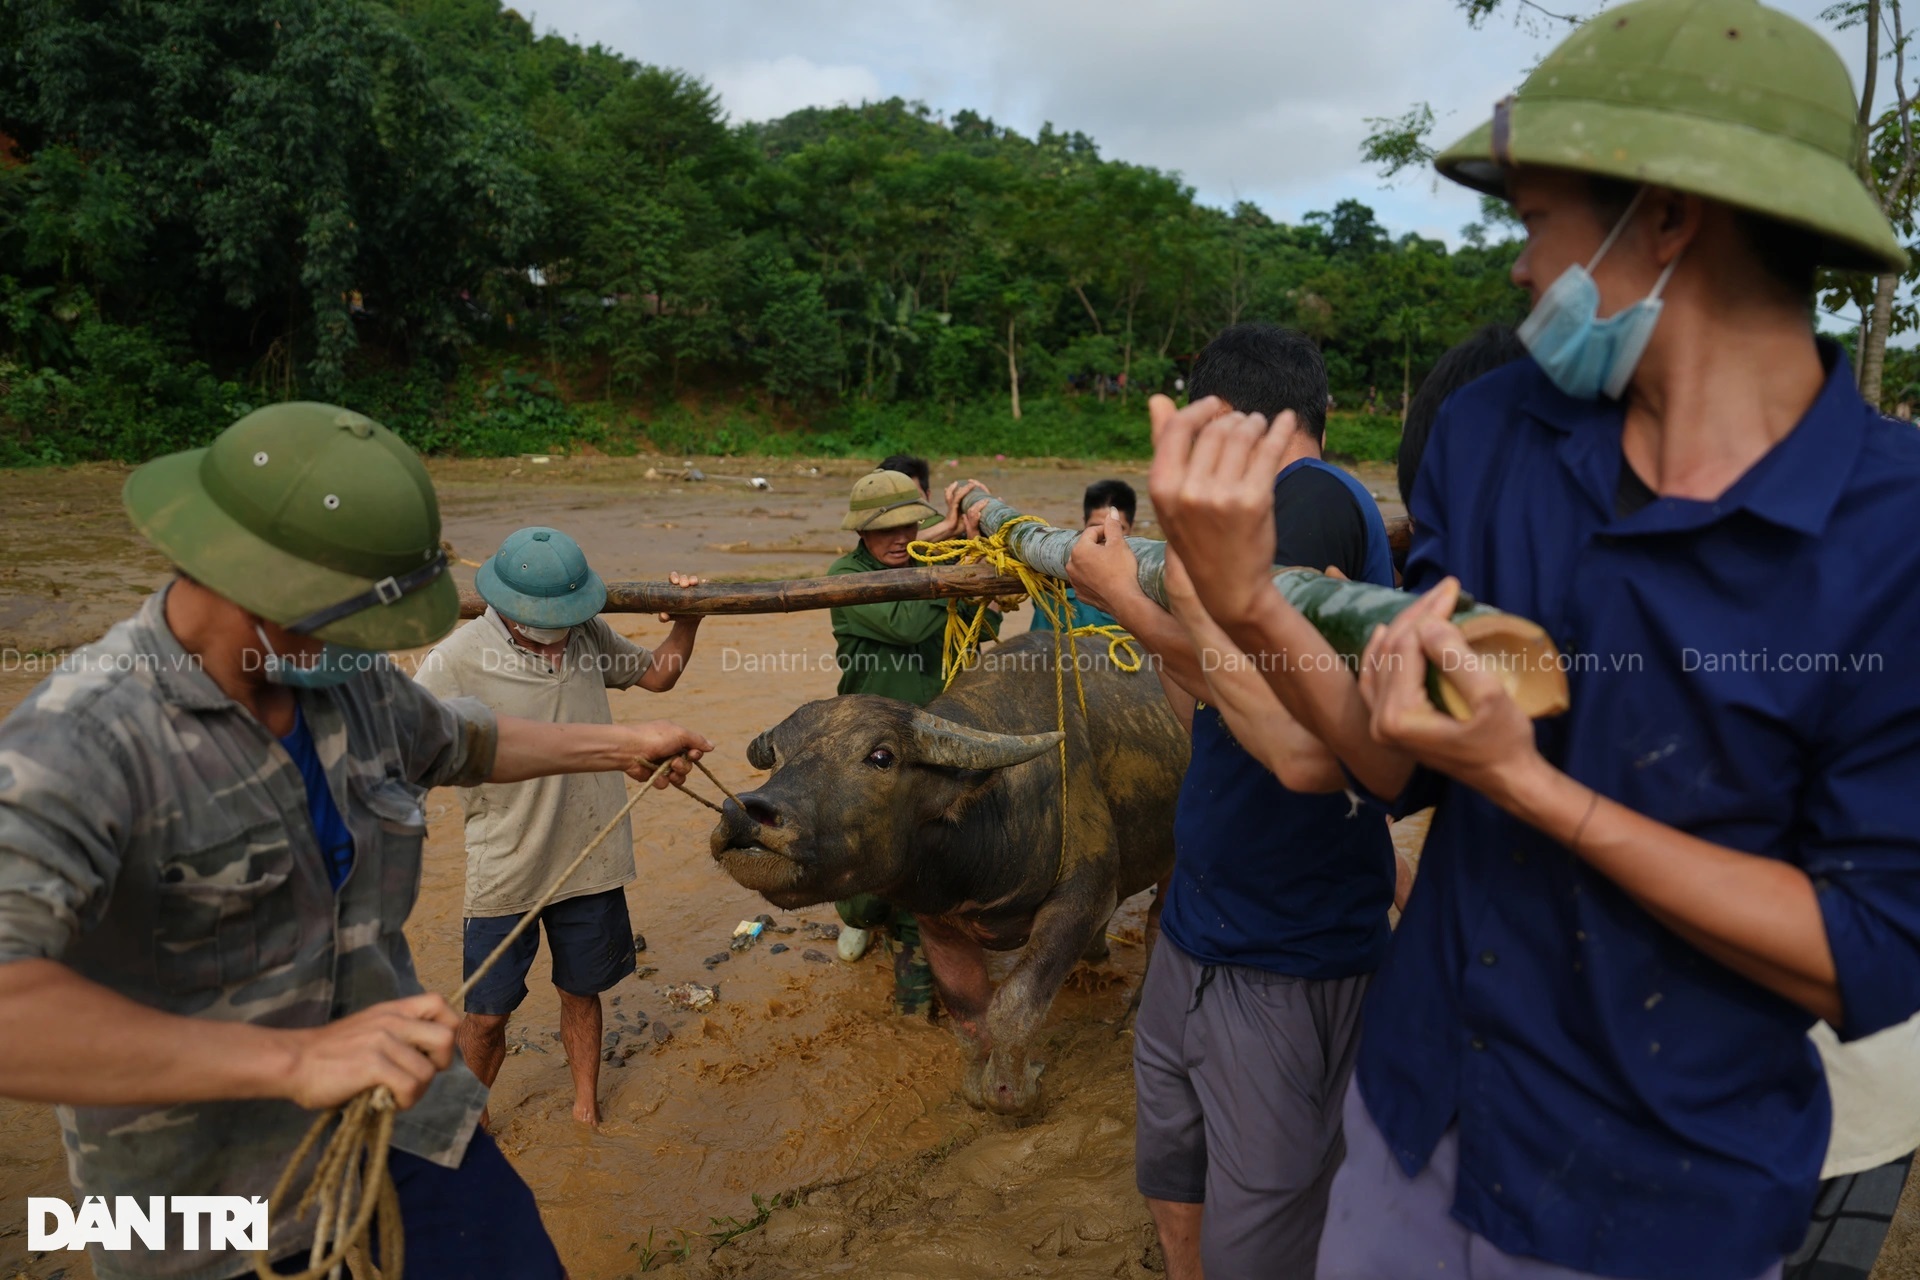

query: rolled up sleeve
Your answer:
[1806,617,1920,1039]
[0,713,129,964]
[383,668,498,789]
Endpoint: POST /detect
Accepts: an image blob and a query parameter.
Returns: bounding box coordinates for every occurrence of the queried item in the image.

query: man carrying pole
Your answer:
[0,403,711,1279]
[1151,3,1920,1276]
[825,469,997,1009]
[417,527,705,1131]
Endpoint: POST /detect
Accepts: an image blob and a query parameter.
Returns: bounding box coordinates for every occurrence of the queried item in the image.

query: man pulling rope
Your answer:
[0,403,712,1280]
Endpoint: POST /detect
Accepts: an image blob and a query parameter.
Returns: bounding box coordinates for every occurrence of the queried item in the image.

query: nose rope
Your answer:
[256,753,741,1280]
[672,757,744,814]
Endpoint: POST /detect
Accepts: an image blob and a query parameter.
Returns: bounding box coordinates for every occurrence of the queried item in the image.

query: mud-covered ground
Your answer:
[0,455,1910,1280]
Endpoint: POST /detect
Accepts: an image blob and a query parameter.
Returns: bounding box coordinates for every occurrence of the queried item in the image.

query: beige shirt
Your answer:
[416,609,651,916]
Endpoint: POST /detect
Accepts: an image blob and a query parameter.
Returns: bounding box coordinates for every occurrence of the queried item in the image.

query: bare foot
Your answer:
[572,1097,600,1127]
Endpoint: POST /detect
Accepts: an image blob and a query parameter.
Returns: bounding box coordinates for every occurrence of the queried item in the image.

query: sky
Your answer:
[521,0,1888,329]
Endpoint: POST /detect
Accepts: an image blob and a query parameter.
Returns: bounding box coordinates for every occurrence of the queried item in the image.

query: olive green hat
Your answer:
[840,469,940,532]
[124,402,456,650]
[1436,0,1906,272]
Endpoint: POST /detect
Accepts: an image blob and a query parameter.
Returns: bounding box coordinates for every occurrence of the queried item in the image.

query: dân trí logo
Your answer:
[28,1196,268,1251]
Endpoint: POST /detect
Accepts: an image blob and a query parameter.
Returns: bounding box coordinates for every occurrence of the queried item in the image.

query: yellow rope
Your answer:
[1065,623,1142,674]
[908,521,1146,863]
[254,758,680,1280]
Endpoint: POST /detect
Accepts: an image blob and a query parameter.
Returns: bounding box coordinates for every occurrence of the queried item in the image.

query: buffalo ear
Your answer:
[747,731,777,770]
[906,709,1063,772]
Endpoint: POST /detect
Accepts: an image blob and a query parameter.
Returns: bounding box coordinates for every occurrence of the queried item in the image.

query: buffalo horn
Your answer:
[907,711,1064,771]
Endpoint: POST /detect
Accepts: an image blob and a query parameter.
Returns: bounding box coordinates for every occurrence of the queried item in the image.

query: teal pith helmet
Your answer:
[124,402,455,650]
[1435,0,1907,273]
[475,527,608,628]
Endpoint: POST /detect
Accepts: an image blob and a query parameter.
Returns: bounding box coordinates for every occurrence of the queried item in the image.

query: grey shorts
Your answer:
[1133,938,1369,1279]
[1317,1081,1786,1280]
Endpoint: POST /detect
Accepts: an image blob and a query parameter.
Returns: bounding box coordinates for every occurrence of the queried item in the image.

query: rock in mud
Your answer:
[632,932,648,953]
[651,1023,674,1045]
[801,948,832,964]
[704,951,730,968]
[768,943,789,955]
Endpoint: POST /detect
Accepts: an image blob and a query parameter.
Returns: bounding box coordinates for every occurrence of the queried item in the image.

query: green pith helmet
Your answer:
[840,469,940,532]
[1436,0,1907,272]
[475,527,607,628]
[124,402,455,650]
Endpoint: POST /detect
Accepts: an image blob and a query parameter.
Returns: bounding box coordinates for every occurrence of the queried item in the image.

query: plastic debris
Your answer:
[665,982,717,1012]
[730,920,765,951]
[749,476,772,491]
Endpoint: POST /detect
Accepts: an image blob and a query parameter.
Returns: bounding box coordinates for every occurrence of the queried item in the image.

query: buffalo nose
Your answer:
[739,792,783,829]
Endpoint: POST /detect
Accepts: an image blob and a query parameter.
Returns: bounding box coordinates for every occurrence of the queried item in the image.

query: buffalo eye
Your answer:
[865,747,895,770]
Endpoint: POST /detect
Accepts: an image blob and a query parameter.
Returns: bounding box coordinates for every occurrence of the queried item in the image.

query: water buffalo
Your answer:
[710,629,1188,1115]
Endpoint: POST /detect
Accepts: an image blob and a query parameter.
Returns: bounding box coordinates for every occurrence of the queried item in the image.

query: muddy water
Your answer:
[1,454,1898,1280]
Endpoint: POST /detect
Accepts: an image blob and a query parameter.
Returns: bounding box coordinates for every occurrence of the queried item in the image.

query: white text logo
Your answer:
[27,1196,268,1251]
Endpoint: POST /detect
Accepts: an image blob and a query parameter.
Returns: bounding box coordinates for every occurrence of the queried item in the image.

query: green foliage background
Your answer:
[0,0,1532,465]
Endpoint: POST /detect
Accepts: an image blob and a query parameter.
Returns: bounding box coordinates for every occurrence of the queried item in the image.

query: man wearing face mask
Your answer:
[415,527,703,1130]
[0,403,712,1280]
[1145,2,1920,1278]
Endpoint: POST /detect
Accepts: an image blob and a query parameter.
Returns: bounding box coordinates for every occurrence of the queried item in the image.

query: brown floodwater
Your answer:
[0,454,1907,1280]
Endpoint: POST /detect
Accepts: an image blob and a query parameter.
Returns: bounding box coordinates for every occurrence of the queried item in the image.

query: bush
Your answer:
[1323,412,1400,465]
[343,364,604,457]
[0,321,252,464]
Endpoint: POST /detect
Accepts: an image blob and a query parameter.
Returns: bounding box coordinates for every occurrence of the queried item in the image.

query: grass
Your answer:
[625,1190,803,1272]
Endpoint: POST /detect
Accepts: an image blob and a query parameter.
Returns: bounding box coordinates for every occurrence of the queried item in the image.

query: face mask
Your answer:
[1518,189,1683,401]
[254,624,374,689]
[513,622,571,646]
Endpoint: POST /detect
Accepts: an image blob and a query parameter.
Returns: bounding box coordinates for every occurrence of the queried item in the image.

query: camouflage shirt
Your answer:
[0,590,498,1280]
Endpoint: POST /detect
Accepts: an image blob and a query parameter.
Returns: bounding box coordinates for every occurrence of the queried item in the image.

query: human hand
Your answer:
[1356,577,1542,804]
[621,722,715,788]
[1066,508,1140,615]
[660,571,704,624]
[284,994,459,1111]
[1147,394,1299,627]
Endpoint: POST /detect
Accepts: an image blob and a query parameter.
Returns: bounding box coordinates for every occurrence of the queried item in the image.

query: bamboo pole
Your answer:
[457,562,1025,619]
[956,491,1568,720]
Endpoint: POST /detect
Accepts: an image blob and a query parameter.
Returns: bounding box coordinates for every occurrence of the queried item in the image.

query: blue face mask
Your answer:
[1518,191,1683,401]
[254,625,377,689]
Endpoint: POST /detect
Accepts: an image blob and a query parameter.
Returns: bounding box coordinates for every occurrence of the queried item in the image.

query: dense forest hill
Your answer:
[0,0,1539,463]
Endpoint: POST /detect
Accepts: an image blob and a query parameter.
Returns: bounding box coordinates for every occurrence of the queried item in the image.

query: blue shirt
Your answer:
[1163,458,1398,978]
[279,704,355,891]
[1364,348,1920,1280]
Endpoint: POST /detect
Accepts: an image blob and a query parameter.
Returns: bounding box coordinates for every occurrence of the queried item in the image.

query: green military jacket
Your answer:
[0,589,498,1280]
[827,544,997,707]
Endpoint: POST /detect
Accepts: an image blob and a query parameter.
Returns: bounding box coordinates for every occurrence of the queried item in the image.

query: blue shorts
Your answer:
[462,888,636,1016]
[258,1129,562,1279]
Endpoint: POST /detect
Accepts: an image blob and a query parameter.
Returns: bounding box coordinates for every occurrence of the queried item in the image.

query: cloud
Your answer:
[528,0,1870,242]
[708,55,884,123]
